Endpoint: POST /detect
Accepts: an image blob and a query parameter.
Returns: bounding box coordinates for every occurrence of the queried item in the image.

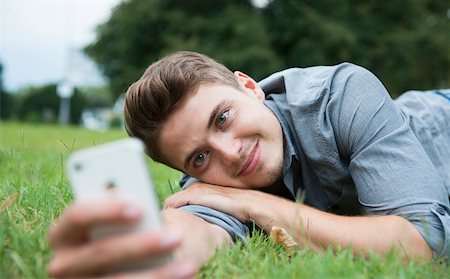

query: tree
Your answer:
[0,62,16,120]
[264,0,450,97]
[16,84,85,124]
[85,0,282,98]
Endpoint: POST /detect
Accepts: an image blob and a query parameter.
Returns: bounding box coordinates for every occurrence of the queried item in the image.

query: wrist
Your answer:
[246,191,294,231]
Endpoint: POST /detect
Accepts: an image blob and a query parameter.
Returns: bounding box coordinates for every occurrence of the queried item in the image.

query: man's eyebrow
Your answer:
[207,102,223,130]
[207,100,233,129]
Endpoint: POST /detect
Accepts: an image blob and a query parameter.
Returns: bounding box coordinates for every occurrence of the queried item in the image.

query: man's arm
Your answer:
[163,208,232,266]
[47,200,231,278]
[330,64,449,258]
[164,183,433,259]
[246,191,433,258]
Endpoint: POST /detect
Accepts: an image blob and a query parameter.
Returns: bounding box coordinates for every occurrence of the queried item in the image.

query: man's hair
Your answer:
[124,51,241,163]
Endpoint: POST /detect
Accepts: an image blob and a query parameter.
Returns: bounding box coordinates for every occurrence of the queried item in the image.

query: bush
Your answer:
[16,84,86,124]
[0,91,16,120]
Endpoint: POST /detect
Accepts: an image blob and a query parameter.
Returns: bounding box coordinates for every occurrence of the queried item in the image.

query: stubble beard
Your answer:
[253,152,284,188]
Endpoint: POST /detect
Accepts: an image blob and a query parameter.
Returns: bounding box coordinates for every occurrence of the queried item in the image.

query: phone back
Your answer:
[67,138,162,239]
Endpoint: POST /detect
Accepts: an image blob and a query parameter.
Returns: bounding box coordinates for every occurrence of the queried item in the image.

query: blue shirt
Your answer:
[180,63,450,259]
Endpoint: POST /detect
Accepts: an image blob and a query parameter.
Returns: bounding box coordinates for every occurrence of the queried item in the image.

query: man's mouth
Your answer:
[238,140,260,176]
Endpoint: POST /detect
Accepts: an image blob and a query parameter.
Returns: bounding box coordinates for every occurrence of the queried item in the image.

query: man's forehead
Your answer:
[159,90,221,167]
[172,84,244,118]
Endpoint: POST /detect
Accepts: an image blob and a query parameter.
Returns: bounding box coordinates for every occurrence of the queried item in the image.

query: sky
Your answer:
[0,0,122,91]
[0,0,271,92]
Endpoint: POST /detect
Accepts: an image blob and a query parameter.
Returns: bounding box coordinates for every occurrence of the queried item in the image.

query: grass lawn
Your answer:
[1,122,448,278]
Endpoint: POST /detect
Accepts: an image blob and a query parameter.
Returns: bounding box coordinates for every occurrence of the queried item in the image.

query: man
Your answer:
[48,51,449,277]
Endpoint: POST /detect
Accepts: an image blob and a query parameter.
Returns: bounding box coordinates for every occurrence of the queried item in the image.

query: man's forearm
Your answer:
[164,184,433,260]
[248,193,433,259]
[162,208,232,266]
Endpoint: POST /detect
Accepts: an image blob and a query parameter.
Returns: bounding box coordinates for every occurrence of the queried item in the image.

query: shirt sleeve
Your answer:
[178,205,250,242]
[178,173,251,242]
[331,63,450,259]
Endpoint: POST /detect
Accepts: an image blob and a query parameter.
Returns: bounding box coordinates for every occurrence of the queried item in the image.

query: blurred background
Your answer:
[1,0,449,130]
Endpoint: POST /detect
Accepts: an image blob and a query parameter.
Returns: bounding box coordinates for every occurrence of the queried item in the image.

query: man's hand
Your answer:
[47,200,197,278]
[163,182,263,222]
[164,182,433,260]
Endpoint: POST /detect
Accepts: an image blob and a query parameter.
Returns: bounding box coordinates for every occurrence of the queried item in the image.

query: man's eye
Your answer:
[217,110,229,126]
[194,152,208,166]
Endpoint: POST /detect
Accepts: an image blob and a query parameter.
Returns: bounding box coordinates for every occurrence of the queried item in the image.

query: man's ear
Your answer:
[234,71,265,101]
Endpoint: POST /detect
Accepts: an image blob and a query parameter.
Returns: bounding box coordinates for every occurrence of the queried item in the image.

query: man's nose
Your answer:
[209,134,241,165]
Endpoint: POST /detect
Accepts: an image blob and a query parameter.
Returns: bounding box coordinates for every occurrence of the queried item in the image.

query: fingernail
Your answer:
[174,262,197,279]
[160,230,181,248]
[123,205,141,219]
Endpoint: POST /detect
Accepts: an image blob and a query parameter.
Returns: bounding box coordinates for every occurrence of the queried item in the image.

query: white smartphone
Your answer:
[67,137,170,271]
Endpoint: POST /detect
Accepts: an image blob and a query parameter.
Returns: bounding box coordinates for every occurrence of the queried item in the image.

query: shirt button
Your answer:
[436,207,446,215]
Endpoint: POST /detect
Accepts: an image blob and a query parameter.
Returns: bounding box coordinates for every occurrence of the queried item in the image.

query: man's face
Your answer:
[158,72,284,189]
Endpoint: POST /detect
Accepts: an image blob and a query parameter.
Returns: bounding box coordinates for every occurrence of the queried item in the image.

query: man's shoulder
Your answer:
[260,63,368,104]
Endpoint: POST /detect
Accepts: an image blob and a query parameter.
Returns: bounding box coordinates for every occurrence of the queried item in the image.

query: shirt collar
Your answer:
[264,97,299,198]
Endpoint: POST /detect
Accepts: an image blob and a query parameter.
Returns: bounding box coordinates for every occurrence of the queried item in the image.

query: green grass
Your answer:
[1,122,448,278]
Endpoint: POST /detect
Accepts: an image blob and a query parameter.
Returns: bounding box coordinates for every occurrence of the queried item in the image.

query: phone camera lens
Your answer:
[106,181,117,191]
[74,163,82,171]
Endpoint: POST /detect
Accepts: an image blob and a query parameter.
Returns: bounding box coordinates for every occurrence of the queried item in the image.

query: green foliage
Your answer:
[201,230,449,278]
[0,62,3,90]
[0,62,16,120]
[0,122,181,278]
[15,84,86,124]
[86,0,449,100]
[264,0,450,97]
[79,86,115,108]
[0,92,16,120]
[1,122,448,278]
[17,84,59,123]
[85,0,282,98]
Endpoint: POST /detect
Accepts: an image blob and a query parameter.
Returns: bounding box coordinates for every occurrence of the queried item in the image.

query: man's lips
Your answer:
[238,140,260,176]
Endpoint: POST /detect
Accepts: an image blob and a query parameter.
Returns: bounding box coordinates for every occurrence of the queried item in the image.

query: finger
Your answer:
[163,184,214,209]
[109,261,197,279]
[48,200,142,248]
[47,229,182,278]
[163,194,176,209]
[163,192,189,209]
